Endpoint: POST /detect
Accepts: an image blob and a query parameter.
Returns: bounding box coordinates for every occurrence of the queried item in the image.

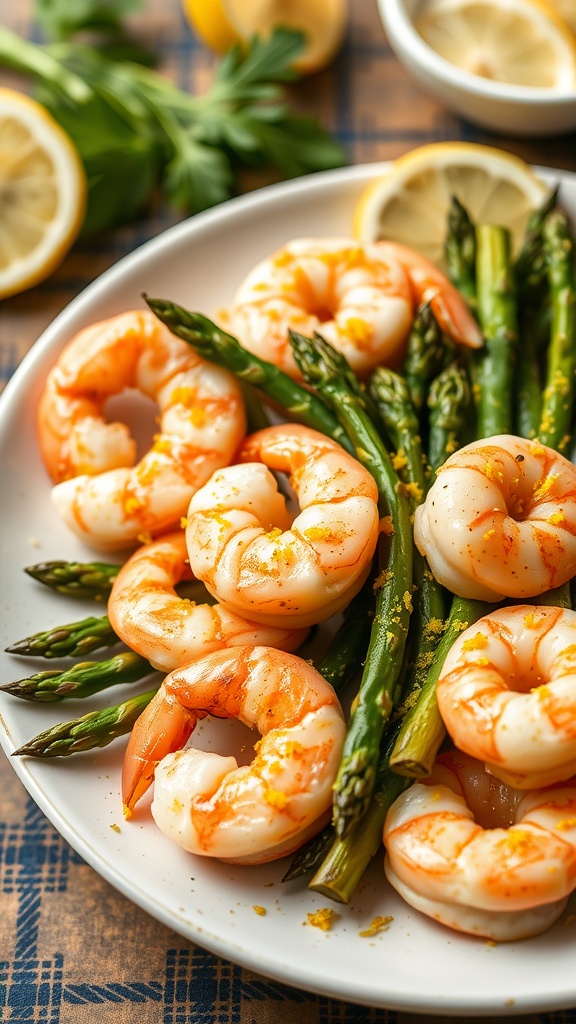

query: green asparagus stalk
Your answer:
[240,382,272,433]
[6,615,118,658]
[514,318,544,440]
[368,366,450,777]
[24,560,120,600]
[307,730,411,900]
[389,595,490,777]
[144,297,354,455]
[513,190,558,439]
[12,689,158,757]
[426,361,472,475]
[444,195,477,310]
[285,722,408,891]
[538,208,576,454]
[289,329,413,837]
[401,302,446,420]
[282,819,339,882]
[474,224,519,438]
[369,371,445,656]
[1,651,153,702]
[368,366,429,499]
[315,575,374,695]
[515,186,559,298]
[305,598,488,896]
[386,364,471,776]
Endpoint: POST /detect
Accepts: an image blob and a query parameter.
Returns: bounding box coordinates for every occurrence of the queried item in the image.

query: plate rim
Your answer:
[2,159,576,1016]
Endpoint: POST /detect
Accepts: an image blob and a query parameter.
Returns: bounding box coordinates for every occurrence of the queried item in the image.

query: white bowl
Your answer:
[378,0,576,136]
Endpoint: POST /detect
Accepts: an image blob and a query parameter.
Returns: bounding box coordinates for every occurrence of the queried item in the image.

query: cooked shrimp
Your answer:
[437,605,576,789]
[414,434,576,602]
[38,310,246,551]
[384,750,576,941]
[184,423,380,629]
[122,645,345,864]
[225,237,482,380]
[107,531,307,673]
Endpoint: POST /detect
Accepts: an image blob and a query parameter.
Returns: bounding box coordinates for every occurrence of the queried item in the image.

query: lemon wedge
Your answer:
[353,142,549,269]
[415,0,576,89]
[0,88,86,300]
[182,0,347,74]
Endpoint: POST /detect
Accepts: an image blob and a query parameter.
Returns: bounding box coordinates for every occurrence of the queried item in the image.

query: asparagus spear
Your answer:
[426,361,472,475]
[1,651,153,702]
[284,723,408,889]
[474,224,519,438]
[387,360,471,776]
[538,208,576,454]
[144,297,354,455]
[6,615,118,658]
[389,595,490,777]
[12,689,158,757]
[24,560,119,600]
[368,366,429,498]
[515,186,559,298]
[401,302,446,420]
[369,372,444,628]
[513,191,558,439]
[314,574,374,695]
[444,195,477,310]
[289,329,413,837]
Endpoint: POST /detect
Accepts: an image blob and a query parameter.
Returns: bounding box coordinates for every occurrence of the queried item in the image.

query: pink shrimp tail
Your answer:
[122,688,196,815]
[428,289,483,350]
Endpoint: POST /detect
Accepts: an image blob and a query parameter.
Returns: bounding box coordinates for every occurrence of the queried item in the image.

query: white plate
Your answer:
[1,162,576,1017]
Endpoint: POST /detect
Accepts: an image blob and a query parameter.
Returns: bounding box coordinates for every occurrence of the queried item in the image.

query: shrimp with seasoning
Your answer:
[384,750,576,941]
[184,423,380,629]
[414,434,576,602]
[225,237,482,380]
[437,605,576,789]
[122,645,346,864]
[38,310,246,551]
[107,531,307,673]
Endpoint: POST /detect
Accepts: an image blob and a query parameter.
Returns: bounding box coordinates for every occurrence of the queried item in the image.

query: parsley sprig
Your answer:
[0,25,346,233]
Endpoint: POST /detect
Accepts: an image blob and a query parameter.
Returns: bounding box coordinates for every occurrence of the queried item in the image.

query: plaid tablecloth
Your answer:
[2,1,576,1021]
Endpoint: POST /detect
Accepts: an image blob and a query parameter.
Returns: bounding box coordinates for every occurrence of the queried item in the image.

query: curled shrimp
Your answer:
[225,237,482,380]
[107,531,307,673]
[38,310,246,551]
[414,434,576,602]
[122,645,345,864]
[437,605,576,789]
[184,423,380,629]
[384,750,576,941]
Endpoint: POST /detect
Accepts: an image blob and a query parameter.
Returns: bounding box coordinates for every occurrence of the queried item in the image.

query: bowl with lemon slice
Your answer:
[379,0,576,136]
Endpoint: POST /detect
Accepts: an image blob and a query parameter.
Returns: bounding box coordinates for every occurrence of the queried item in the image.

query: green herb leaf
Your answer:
[35,0,144,41]
[0,24,346,234]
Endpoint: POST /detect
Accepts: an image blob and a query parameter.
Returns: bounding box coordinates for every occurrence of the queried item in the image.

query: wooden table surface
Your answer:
[2,1,576,1021]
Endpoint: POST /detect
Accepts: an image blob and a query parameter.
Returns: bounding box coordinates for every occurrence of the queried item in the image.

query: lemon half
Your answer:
[0,88,86,300]
[353,142,550,269]
[415,0,576,89]
[182,0,347,74]
[544,0,576,35]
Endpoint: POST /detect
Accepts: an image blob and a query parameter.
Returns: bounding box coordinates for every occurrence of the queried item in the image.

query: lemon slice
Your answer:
[415,0,576,89]
[542,0,576,36]
[353,142,550,269]
[0,88,86,300]
[182,0,347,74]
